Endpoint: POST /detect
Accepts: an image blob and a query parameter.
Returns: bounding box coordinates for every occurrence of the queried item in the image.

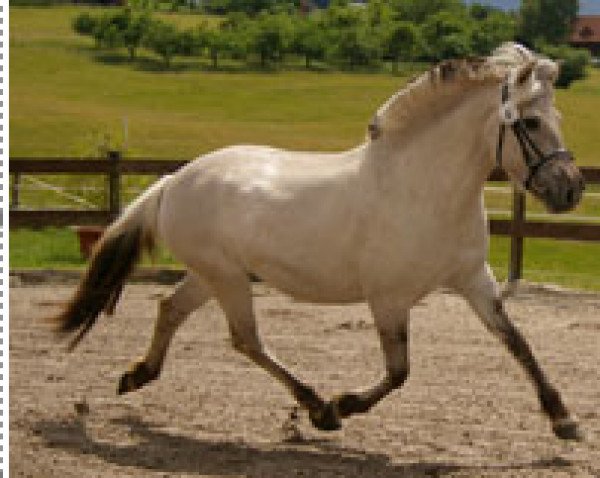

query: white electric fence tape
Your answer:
[1,2,8,475]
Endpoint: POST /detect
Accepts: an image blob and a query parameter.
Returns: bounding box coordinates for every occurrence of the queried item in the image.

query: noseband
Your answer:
[496,82,572,191]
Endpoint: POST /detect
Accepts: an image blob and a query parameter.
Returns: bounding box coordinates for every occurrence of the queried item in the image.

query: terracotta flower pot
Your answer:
[74,226,105,259]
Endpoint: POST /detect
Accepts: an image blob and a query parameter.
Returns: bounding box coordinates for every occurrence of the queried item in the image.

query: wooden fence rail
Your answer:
[9,153,600,280]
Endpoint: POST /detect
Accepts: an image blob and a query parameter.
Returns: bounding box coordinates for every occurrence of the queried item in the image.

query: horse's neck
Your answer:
[368,86,498,214]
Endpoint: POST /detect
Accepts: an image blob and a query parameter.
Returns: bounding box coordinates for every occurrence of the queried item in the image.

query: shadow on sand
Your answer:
[35,415,573,477]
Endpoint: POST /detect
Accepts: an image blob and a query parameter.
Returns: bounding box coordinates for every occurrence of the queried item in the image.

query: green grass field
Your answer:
[9,6,600,291]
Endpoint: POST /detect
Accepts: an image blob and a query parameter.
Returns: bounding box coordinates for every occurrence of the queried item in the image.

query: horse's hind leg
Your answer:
[322,301,410,423]
[212,272,339,430]
[457,264,581,441]
[118,273,210,394]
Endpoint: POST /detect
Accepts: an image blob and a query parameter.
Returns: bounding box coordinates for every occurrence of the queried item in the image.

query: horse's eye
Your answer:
[523,117,541,131]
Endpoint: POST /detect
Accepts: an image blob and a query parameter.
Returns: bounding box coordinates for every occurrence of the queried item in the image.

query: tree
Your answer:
[470,10,516,56]
[72,12,98,37]
[366,0,394,28]
[330,24,382,70]
[321,4,381,69]
[122,11,153,60]
[391,0,465,23]
[203,28,245,69]
[203,0,295,16]
[292,15,327,69]
[93,13,123,50]
[144,20,182,68]
[519,0,579,46]
[421,10,473,61]
[74,9,154,60]
[178,26,205,57]
[220,12,253,61]
[250,12,294,68]
[382,20,420,73]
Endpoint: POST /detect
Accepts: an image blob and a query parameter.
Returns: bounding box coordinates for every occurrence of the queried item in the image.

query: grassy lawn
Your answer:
[10,6,404,157]
[9,6,600,291]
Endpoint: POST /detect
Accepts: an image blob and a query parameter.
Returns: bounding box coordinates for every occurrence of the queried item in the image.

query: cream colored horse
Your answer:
[54,43,584,440]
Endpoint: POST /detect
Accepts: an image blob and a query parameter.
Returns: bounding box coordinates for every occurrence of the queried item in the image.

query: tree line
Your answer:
[72,0,589,86]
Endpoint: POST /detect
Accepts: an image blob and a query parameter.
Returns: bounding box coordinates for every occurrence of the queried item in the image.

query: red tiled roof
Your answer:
[571,16,600,44]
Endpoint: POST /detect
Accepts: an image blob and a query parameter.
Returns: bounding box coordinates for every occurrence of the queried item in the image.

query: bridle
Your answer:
[495,80,572,191]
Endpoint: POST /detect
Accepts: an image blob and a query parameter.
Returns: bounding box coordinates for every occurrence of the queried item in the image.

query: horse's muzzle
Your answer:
[528,150,585,213]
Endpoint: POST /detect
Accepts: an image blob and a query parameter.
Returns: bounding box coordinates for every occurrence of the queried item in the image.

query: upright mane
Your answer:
[368,43,537,140]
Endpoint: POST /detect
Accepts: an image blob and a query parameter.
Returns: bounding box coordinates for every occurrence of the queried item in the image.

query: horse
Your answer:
[52,43,585,440]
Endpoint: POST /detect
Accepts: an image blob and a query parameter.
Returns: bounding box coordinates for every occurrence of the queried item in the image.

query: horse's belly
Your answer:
[244,251,364,304]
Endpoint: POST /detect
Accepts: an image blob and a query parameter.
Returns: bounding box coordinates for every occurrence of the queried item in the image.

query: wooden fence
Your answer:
[9,153,600,281]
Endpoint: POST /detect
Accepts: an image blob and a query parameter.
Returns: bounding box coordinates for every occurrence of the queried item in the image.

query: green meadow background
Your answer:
[9,6,600,290]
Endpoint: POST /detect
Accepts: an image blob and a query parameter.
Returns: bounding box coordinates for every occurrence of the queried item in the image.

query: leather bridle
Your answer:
[495,81,572,191]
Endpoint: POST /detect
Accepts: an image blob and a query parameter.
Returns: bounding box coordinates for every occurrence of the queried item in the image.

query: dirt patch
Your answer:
[10,283,600,477]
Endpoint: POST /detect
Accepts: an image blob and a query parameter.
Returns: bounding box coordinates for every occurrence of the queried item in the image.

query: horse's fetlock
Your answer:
[294,383,321,409]
[538,385,568,420]
[230,337,261,357]
[389,369,409,387]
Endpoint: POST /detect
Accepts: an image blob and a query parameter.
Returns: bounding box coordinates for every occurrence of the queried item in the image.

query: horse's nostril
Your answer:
[566,187,575,205]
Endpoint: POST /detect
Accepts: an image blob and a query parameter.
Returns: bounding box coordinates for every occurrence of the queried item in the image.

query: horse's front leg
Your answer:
[457,264,582,441]
[324,302,410,423]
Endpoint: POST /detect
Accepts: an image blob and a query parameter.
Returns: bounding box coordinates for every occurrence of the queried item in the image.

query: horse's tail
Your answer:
[51,175,170,351]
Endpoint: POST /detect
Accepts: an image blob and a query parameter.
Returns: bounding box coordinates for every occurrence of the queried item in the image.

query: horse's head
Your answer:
[495,51,584,213]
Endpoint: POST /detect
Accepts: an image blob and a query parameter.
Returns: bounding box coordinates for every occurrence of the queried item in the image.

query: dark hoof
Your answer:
[309,402,342,431]
[553,419,583,441]
[117,361,159,395]
[334,393,370,418]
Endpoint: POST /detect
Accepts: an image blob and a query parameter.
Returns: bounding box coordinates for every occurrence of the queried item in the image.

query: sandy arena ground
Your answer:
[9,282,600,477]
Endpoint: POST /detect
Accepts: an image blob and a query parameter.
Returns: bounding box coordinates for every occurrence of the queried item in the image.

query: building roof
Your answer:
[571,16,600,44]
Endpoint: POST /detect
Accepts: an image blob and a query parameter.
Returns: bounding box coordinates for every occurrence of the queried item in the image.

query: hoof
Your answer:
[553,419,583,441]
[333,393,370,418]
[117,361,159,395]
[309,401,342,431]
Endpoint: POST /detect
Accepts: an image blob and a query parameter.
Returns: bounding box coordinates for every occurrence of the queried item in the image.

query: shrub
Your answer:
[539,44,591,88]
[72,12,98,37]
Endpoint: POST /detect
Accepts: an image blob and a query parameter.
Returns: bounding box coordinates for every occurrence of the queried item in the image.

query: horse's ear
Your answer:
[516,60,536,85]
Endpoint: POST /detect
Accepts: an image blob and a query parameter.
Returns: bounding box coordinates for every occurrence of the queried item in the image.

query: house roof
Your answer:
[571,16,600,44]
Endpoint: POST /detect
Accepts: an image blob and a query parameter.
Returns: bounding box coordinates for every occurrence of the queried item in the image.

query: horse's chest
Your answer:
[359,213,485,287]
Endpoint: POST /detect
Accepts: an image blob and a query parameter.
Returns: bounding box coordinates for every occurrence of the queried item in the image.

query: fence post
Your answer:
[11,172,21,209]
[107,150,121,219]
[509,187,526,281]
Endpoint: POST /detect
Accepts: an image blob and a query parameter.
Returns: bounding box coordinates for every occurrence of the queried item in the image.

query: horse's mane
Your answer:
[369,43,536,139]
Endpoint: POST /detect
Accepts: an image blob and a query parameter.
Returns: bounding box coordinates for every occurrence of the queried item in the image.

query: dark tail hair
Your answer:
[50,175,166,350]
[51,225,153,351]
